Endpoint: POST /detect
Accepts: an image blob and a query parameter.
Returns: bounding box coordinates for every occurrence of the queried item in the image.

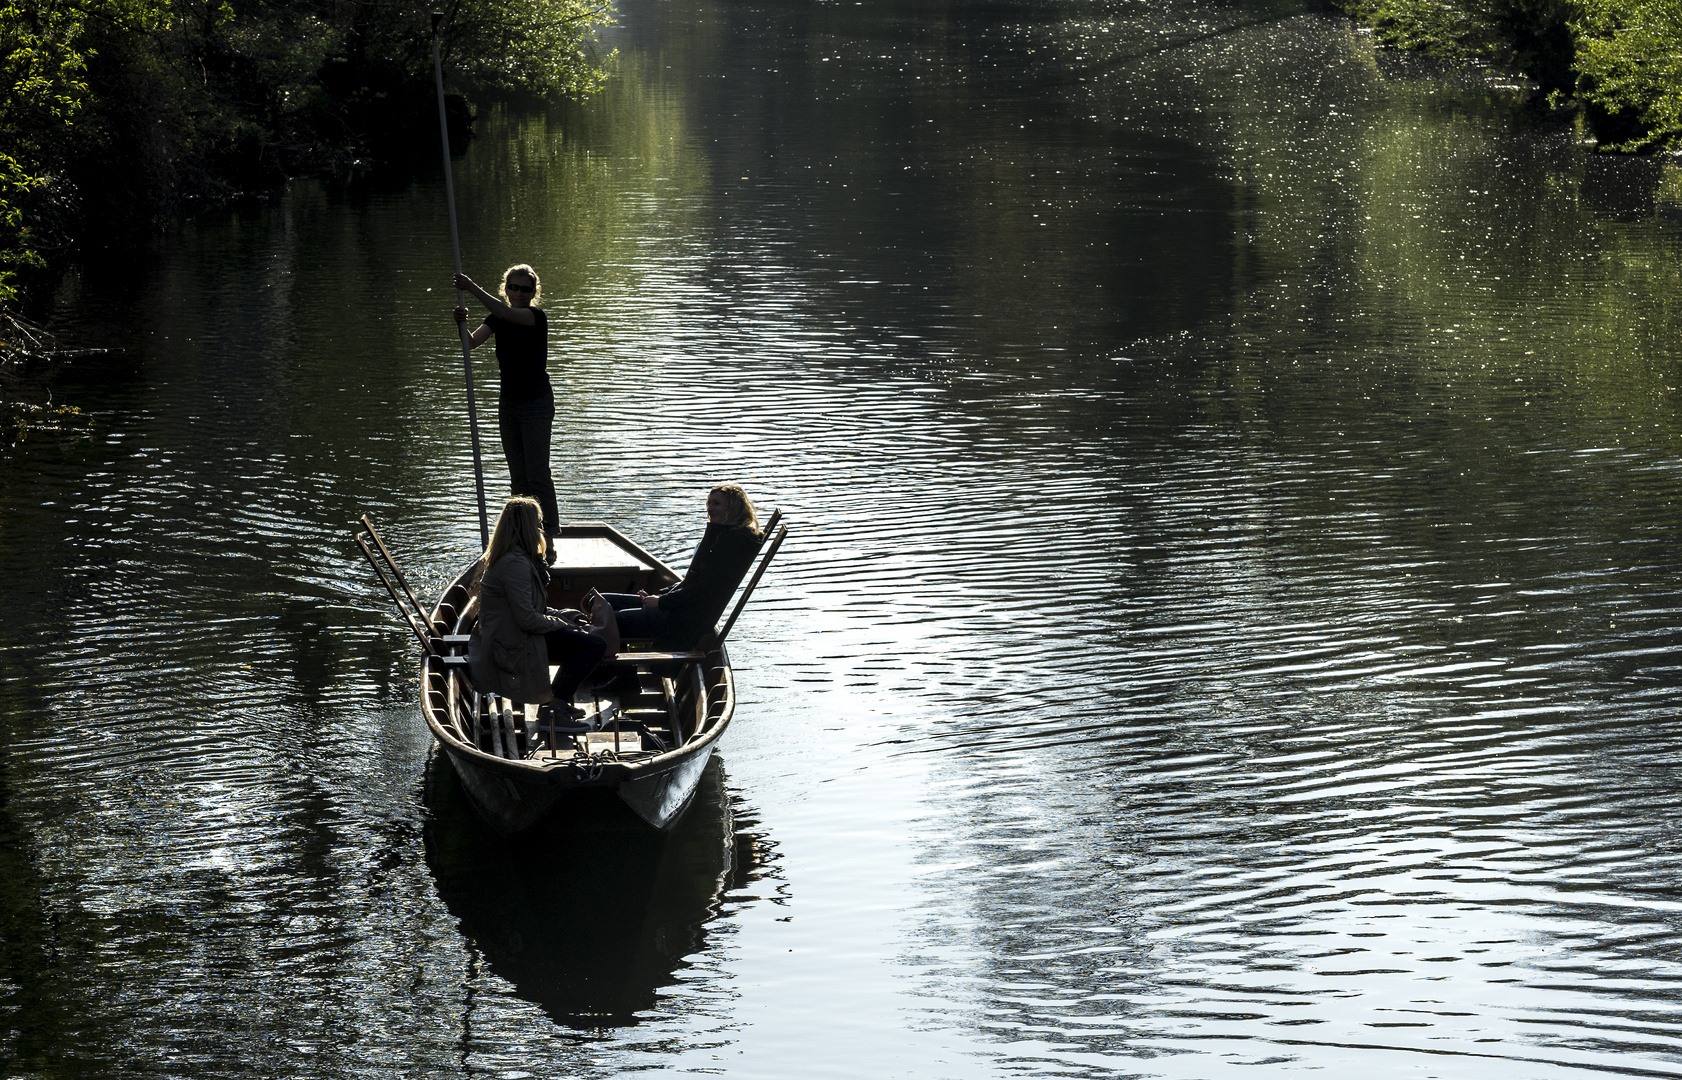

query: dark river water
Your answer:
[6,0,1682,1074]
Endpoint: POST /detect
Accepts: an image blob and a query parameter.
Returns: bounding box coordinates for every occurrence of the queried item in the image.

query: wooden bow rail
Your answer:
[354,513,443,655]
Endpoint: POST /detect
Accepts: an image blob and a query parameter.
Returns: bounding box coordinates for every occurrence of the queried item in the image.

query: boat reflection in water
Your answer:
[423,748,762,1027]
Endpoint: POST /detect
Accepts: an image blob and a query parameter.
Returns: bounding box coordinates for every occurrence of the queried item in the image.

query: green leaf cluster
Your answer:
[0,157,44,306]
[1573,0,1682,150]
[1339,0,1504,58]
[1338,0,1682,150]
[0,0,99,304]
[440,0,617,99]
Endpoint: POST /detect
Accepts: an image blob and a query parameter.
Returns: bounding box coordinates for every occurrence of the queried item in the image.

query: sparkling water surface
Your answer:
[4,0,1682,1075]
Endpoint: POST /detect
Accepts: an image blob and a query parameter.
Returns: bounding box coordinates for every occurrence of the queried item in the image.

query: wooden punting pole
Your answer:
[432,11,490,549]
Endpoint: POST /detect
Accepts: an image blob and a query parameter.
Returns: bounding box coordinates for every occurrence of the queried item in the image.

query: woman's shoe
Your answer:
[538,701,588,733]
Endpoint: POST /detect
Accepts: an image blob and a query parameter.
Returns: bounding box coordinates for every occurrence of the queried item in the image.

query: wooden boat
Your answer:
[358,514,786,833]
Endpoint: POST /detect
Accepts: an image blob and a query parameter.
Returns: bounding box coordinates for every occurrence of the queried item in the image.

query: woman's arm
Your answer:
[453,307,494,348]
[454,272,537,326]
[508,565,569,635]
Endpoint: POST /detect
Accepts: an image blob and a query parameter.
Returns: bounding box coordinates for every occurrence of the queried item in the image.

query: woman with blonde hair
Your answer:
[468,497,606,728]
[454,264,562,563]
[595,484,763,650]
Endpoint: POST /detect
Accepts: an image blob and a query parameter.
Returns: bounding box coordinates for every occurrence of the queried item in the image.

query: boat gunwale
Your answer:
[420,652,734,781]
[417,521,736,783]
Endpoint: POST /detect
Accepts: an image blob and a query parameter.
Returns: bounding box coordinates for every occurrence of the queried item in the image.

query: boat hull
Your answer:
[438,731,718,831]
[617,741,716,827]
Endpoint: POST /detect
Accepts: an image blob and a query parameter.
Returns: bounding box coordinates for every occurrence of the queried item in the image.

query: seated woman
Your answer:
[469,496,607,729]
[597,484,763,651]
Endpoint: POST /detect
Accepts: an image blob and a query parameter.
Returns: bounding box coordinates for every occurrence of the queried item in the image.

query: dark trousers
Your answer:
[546,625,607,703]
[499,395,561,536]
[599,593,704,649]
[599,592,666,641]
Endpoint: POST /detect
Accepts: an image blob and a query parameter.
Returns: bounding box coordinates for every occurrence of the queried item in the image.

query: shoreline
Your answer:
[1335,0,1681,152]
[0,1,615,319]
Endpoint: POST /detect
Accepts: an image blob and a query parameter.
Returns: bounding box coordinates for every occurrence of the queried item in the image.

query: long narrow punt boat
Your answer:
[358,515,785,833]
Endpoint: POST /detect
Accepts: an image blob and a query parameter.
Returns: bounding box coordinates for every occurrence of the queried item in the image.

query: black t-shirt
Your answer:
[483,307,550,401]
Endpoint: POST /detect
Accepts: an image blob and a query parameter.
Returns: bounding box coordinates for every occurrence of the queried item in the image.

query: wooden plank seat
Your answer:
[601,649,707,668]
[433,634,699,669]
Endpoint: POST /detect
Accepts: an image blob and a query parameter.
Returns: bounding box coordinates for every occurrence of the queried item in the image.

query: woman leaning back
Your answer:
[455,264,563,563]
[469,497,608,729]
[596,484,764,651]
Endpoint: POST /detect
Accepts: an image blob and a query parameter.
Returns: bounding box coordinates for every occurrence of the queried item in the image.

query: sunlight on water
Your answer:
[3,0,1682,1075]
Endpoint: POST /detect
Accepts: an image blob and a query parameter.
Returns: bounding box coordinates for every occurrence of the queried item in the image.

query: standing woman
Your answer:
[455,264,562,563]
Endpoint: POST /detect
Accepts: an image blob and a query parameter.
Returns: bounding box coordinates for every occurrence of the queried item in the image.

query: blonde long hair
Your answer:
[483,496,546,568]
[501,264,542,303]
[711,484,760,538]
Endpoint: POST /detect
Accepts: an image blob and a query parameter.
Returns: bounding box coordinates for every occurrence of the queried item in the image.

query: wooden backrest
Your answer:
[715,520,788,646]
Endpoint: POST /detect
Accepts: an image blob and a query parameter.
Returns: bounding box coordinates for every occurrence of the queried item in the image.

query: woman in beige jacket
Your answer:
[468,497,606,728]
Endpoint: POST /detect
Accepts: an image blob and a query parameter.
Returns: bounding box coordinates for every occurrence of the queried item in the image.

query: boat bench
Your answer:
[431,634,703,670]
[602,649,707,669]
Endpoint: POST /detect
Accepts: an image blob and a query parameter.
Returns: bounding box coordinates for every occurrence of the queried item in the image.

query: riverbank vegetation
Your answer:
[0,0,612,439]
[0,0,614,311]
[1338,0,1682,151]
[0,310,95,447]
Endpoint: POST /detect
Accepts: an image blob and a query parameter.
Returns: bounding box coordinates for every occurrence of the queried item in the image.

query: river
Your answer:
[4,0,1682,1074]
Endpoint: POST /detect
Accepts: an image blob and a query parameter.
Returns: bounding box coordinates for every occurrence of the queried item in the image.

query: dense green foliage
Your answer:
[1574,0,1682,149]
[0,0,102,302]
[0,0,613,306]
[1338,0,1682,151]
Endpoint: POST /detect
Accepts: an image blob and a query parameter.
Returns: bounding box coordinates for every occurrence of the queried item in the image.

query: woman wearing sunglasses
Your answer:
[454,264,562,563]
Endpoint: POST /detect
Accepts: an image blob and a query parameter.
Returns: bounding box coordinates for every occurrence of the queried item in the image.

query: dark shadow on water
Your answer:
[423,750,745,1029]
